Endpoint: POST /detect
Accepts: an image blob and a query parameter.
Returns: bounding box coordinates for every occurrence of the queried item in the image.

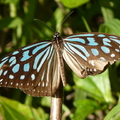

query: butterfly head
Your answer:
[53,32,60,39]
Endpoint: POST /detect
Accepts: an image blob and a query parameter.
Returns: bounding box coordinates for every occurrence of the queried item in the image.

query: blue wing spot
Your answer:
[12,64,20,73]
[24,63,30,72]
[102,38,112,47]
[97,34,105,37]
[91,49,99,56]
[87,38,98,46]
[101,46,110,53]
[0,59,8,68]
[12,51,19,55]
[9,75,14,79]
[115,49,119,52]
[1,56,9,61]
[3,70,8,76]
[31,74,35,81]
[0,69,3,76]
[20,75,25,80]
[20,50,31,61]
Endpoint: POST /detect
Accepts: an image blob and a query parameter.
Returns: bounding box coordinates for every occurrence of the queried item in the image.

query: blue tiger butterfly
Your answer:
[0,32,120,96]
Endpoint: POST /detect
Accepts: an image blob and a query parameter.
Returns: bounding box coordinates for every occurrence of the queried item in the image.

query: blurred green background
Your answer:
[1,0,120,120]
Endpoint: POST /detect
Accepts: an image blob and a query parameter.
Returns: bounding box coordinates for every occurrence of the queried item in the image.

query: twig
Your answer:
[50,81,63,120]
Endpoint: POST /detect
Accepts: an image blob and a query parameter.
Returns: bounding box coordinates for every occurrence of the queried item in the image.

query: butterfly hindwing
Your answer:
[63,32,120,78]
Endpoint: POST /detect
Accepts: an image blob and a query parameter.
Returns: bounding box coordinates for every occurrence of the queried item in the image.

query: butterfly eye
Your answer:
[0,32,120,96]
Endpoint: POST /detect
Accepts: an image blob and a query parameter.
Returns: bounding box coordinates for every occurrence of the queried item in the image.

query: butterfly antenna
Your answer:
[34,19,55,32]
[57,10,74,32]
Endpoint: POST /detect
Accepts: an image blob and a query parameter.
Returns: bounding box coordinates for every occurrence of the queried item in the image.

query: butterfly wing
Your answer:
[0,41,61,96]
[62,32,120,78]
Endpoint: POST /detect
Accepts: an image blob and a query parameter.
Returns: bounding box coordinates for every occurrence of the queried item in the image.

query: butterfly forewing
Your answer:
[0,41,61,96]
[63,33,120,78]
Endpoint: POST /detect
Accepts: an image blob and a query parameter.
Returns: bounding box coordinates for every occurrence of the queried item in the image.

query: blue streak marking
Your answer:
[101,46,110,53]
[21,50,31,61]
[64,38,85,44]
[12,64,20,73]
[69,43,90,57]
[3,70,8,75]
[9,56,16,63]
[46,46,54,61]
[87,38,98,46]
[32,44,49,54]
[20,75,25,80]
[0,59,8,68]
[91,49,99,56]
[9,75,14,79]
[102,38,111,47]
[110,38,120,44]
[37,48,50,72]
[97,34,105,37]
[24,63,30,72]
[64,43,74,54]
[31,74,35,80]
[109,36,118,39]
[12,51,19,55]
[1,56,8,61]
[33,49,47,70]
[67,43,87,61]
[10,59,16,66]
[66,34,94,38]
[22,42,50,50]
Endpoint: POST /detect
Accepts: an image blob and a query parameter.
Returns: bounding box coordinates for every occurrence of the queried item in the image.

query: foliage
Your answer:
[0,0,120,119]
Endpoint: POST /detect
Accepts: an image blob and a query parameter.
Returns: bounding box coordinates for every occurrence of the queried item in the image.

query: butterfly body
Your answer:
[0,32,120,96]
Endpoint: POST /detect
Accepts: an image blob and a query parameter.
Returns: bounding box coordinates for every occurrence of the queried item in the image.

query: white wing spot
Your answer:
[99,57,106,61]
[0,79,3,82]
[10,82,13,85]
[21,83,23,86]
[38,82,40,86]
[89,60,95,66]
[16,83,18,86]
[94,69,97,72]
[110,54,115,57]
[5,82,7,84]
[27,83,29,86]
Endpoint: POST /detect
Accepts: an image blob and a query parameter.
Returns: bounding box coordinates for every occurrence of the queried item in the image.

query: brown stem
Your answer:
[50,81,63,120]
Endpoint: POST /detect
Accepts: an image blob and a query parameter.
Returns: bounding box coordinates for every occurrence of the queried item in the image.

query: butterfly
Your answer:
[0,32,120,97]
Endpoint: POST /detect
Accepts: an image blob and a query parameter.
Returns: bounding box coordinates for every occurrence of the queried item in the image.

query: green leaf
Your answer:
[104,104,120,120]
[99,19,120,35]
[0,17,23,29]
[61,0,90,8]
[1,0,19,5]
[73,99,101,120]
[74,70,114,103]
[0,96,44,120]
